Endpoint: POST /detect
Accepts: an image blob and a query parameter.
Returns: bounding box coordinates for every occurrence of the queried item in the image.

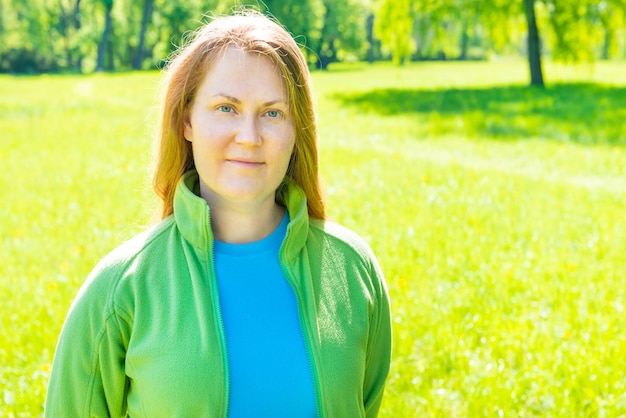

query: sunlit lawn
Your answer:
[1,59,625,416]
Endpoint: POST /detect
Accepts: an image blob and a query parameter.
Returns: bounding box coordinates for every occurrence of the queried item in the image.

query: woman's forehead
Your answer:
[196,46,290,103]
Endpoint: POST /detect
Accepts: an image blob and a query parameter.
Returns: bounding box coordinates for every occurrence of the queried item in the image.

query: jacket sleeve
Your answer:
[363,257,393,418]
[44,268,130,417]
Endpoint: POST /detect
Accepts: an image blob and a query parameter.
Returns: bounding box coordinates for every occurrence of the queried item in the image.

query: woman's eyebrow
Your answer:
[212,94,287,107]
[212,93,241,103]
[262,99,288,107]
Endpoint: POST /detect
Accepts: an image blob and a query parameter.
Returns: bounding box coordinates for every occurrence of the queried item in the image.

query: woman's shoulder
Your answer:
[305,219,387,305]
[74,217,178,306]
[93,217,176,276]
[307,218,378,264]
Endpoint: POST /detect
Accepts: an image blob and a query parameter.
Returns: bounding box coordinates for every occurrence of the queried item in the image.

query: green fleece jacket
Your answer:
[45,170,392,417]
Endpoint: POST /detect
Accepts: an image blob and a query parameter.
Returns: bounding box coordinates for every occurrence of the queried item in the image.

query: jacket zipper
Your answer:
[279,256,323,418]
[206,207,230,418]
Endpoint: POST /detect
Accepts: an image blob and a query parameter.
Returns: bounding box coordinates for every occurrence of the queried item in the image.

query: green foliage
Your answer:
[542,0,599,62]
[314,0,369,68]
[2,0,626,74]
[0,0,372,72]
[533,0,626,63]
[411,0,465,59]
[234,0,371,69]
[0,48,59,74]
[152,0,200,59]
[2,61,626,415]
[374,0,415,64]
[584,0,626,59]
[0,0,57,72]
[237,0,324,64]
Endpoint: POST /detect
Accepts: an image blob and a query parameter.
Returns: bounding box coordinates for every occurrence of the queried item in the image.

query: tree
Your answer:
[57,0,83,71]
[535,0,623,77]
[525,0,544,86]
[96,0,113,72]
[2,0,625,74]
[153,0,197,60]
[72,0,83,70]
[589,0,626,59]
[374,0,414,64]
[133,0,154,70]
[315,0,368,69]
[413,0,482,60]
[0,0,59,72]
[251,0,323,65]
[366,13,376,63]
[0,0,4,35]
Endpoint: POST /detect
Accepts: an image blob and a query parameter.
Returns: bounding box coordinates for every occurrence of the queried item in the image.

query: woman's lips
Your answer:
[226,159,264,167]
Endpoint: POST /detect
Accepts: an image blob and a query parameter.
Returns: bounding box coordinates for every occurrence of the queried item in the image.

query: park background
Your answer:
[1,0,626,416]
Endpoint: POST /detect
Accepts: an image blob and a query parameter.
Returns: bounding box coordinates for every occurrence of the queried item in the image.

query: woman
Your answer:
[45,11,391,417]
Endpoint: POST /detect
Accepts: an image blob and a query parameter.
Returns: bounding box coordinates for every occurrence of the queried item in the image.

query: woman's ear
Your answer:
[183,109,192,142]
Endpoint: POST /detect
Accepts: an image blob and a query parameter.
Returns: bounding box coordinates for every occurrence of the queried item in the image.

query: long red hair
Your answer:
[152,11,325,220]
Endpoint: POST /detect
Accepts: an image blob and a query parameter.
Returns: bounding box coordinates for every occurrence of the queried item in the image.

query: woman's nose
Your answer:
[234,115,262,146]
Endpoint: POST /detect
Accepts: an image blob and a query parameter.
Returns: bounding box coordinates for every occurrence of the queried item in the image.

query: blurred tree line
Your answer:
[1,0,625,85]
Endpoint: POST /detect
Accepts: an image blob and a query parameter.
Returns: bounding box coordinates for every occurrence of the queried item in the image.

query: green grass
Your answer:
[2,59,626,416]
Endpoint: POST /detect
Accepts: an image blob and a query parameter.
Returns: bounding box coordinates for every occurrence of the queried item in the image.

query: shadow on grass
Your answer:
[335,83,626,145]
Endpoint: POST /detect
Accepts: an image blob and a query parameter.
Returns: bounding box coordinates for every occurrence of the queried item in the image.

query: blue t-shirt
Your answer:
[214,213,317,418]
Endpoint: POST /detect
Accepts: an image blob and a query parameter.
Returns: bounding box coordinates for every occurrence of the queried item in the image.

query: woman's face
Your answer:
[183,46,295,210]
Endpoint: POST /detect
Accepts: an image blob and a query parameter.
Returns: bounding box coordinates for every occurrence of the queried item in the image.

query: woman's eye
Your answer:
[218,105,234,113]
[266,110,281,118]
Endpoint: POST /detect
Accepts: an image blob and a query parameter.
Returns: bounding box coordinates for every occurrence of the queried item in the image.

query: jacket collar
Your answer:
[173,170,309,261]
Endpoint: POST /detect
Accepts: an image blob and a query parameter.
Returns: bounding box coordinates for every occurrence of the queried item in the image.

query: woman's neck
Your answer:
[208,200,285,244]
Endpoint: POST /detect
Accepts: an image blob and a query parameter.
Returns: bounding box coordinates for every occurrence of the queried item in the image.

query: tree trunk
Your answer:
[366,13,375,64]
[57,0,72,69]
[315,3,334,70]
[524,0,544,87]
[602,30,611,60]
[459,20,469,60]
[73,0,82,71]
[96,2,113,72]
[599,13,612,60]
[133,0,154,70]
[107,28,115,71]
[317,37,337,70]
